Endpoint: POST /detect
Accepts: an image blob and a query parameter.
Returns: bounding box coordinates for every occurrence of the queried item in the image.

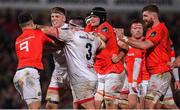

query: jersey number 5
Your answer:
[20,41,29,52]
[86,43,92,60]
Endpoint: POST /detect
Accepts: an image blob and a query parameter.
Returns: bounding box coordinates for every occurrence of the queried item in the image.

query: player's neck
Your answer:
[152,19,160,28]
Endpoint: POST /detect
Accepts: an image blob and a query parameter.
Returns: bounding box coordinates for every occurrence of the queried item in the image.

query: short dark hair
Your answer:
[128,19,145,36]
[51,7,66,15]
[130,19,142,27]
[142,4,159,14]
[18,11,33,25]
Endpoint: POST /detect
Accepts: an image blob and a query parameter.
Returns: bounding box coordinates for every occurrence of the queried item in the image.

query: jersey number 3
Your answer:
[20,41,29,52]
[86,43,92,60]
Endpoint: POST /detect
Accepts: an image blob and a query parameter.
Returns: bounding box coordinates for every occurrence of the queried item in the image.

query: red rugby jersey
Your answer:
[145,23,171,75]
[15,29,53,70]
[85,22,124,74]
[125,46,148,83]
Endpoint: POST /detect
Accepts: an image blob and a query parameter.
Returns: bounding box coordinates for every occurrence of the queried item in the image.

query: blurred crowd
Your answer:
[0,9,180,109]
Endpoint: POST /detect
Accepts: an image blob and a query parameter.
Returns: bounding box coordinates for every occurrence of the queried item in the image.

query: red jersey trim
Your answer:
[48,87,64,90]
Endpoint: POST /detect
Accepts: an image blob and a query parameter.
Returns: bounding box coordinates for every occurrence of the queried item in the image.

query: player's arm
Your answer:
[94,32,107,42]
[114,28,154,50]
[111,40,128,63]
[173,56,180,67]
[35,24,58,37]
[97,36,106,51]
[120,35,153,50]
[170,45,180,89]
[111,52,126,64]
[92,32,106,51]
[171,56,180,89]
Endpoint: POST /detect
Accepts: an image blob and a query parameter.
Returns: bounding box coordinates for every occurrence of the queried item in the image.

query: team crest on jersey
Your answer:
[101,27,108,32]
[150,31,156,37]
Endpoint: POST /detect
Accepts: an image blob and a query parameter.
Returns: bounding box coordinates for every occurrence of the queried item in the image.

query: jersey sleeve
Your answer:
[40,30,54,43]
[85,24,93,32]
[146,28,164,46]
[97,24,113,40]
[170,42,180,81]
[57,28,74,42]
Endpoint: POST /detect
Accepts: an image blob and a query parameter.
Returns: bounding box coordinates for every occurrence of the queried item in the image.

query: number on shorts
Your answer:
[20,41,29,52]
[86,43,92,60]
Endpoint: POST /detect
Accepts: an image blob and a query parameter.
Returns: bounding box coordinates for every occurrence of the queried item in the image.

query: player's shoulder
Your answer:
[153,22,168,32]
[98,22,113,32]
[16,31,26,41]
[33,29,44,34]
[100,22,113,28]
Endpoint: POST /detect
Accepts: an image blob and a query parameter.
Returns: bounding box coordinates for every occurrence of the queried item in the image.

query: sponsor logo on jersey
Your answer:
[150,31,156,37]
[101,27,108,32]
[127,53,135,56]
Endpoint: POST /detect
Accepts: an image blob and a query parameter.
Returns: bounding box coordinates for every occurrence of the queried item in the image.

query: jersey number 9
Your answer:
[20,41,29,52]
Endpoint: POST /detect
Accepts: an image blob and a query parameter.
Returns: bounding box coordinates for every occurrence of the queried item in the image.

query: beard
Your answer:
[143,19,153,28]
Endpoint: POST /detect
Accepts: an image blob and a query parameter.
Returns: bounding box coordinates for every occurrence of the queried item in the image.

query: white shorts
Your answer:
[120,73,129,94]
[139,80,149,97]
[13,67,41,104]
[46,68,70,102]
[161,84,176,105]
[96,72,125,100]
[146,72,171,103]
[48,68,69,89]
[164,84,173,98]
[71,81,97,104]
[128,83,137,95]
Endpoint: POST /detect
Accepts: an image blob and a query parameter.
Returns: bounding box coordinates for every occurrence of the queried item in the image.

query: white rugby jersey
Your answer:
[53,23,69,70]
[57,28,101,84]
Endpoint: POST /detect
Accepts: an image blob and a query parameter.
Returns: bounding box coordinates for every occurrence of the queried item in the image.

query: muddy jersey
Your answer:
[85,22,124,74]
[57,28,101,84]
[53,24,69,70]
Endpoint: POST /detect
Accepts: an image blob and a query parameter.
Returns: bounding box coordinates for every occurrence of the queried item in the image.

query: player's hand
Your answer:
[132,87,139,93]
[112,54,120,63]
[174,81,180,90]
[173,56,180,68]
[32,24,38,30]
[167,61,173,69]
[132,82,139,93]
[114,28,124,40]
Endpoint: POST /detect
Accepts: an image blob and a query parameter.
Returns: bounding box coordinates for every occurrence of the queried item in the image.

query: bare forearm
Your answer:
[120,36,153,50]
[118,51,126,62]
[171,57,180,81]
[36,24,58,37]
[122,38,147,50]
[173,56,180,67]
